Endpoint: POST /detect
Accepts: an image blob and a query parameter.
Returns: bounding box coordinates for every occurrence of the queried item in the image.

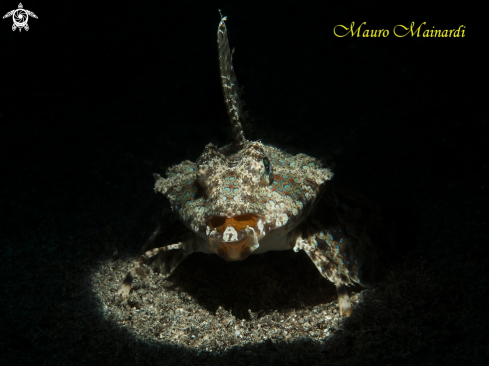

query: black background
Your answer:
[1,0,486,365]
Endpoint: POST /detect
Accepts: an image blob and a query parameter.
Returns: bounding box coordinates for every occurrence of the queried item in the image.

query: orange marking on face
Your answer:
[208,214,259,234]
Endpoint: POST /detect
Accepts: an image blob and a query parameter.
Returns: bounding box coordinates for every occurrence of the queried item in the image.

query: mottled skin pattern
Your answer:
[118,12,390,316]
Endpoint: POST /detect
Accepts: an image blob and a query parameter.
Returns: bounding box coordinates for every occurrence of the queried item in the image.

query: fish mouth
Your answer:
[211,236,256,261]
[206,214,265,261]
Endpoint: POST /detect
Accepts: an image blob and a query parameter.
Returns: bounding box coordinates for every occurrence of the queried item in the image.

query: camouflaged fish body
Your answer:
[118,13,385,317]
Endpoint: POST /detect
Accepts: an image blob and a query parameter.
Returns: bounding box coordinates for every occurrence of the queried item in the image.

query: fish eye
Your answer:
[263,157,273,185]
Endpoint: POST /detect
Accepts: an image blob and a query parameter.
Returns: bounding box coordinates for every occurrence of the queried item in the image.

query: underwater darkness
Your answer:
[0,0,487,365]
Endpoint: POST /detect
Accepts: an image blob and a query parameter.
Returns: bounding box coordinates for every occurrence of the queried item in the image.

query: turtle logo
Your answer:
[3,3,38,32]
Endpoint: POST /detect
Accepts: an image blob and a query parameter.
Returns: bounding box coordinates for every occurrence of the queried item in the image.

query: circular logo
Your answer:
[13,9,28,28]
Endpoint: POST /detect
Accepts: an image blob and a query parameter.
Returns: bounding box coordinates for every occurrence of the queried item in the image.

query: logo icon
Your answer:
[3,3,38,32]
